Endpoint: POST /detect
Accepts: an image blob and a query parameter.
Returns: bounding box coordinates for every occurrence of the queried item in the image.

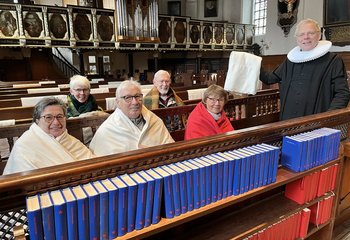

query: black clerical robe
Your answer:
[260,52,350,120]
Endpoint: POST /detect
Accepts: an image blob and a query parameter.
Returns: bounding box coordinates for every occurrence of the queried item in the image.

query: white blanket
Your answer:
[3,123,94,175]
[89,106,174,156]
[224,51,262,95]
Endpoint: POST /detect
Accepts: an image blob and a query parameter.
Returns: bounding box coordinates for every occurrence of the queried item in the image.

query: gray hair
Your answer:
[115,80,141,98]
[153,70,171,82]
[203,84,229,104]
[69,75,91,90]
[295,18,321,37]
[32,97,67,122]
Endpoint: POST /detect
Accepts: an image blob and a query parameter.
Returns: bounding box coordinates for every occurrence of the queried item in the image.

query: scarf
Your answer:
[67,94,99,118]
[143,86,184,110]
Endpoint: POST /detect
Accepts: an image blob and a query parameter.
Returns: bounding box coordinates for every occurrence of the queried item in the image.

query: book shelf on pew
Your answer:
[119,158,342,240]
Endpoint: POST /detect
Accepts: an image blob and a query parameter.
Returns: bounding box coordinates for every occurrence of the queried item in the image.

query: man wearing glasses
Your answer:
[260,18,349,120]
[89,80,174,156]
[3,97,94,175]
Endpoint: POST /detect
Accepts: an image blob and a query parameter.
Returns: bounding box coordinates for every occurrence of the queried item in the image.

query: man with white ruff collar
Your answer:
[260,18,350,120]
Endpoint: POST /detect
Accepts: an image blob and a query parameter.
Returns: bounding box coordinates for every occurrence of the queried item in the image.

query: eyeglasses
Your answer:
[73,88,90,93]
[207,97,225,103]
[296,31,319,38]
[40,114,66,123]
[120,94,143,103]
[156,79,171,85]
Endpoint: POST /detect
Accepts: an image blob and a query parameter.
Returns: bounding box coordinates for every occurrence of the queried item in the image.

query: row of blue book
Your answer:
[26,169,164,240]
[281,127,341,172]
[160,143,279,219]
[26,143,279,240]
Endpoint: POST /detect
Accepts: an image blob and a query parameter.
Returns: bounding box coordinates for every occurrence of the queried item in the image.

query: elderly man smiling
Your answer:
[89,80,174,156]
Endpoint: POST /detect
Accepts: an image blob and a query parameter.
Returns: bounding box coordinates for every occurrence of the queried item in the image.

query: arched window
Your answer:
[253,0,267,35]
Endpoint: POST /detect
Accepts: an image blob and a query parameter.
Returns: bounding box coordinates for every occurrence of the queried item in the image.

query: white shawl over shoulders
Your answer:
[3,123,94,175]
[89,105,174,156]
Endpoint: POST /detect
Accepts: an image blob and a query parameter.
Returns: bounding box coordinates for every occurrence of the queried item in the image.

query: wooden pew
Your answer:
[0,108,347,239]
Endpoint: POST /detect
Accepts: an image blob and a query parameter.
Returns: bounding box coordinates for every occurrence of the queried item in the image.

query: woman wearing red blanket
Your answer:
[185,84,234,140]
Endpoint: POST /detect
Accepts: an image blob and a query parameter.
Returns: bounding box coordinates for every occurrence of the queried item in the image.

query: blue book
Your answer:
[234,149,250,193]
[39,192,55,240]
[50,189,68,240]
[26,195,43,240]
[281,136,305,172]
[227,150,243,195]
[82,182,100,240]
[260,143,280,184]
[137,170,155,228]
[204,154,224,200]
[61,187,78,240]
[293,134,314,171]
[188,158,207,207]
[130,172,147,230]
[169,163,188,213]
[110,176,128,236]
[71,185,89,240]
[211,153,230,199]
[92,181,109,240]
[153,166,174,218]
[162,165,182,216]
[197,157,214,204]
[145,168,163,224]
[119,174,138,233]
[182,161,201,209]
[240,148,257,191]
[216,152,236,197]
[247,146,265,188]
[243,146,261,190]
[101,178,118,239]
[175,162,194,211]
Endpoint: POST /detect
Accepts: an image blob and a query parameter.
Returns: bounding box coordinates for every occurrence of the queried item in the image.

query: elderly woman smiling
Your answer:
[67,75,103,118]
[184,84,234,140]
[3,97,94,175]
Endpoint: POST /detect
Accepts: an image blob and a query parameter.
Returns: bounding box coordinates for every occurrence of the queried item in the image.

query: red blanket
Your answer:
[185,102,234,140]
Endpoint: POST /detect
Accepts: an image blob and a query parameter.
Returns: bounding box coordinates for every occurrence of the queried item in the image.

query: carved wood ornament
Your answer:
[277,0,299,37]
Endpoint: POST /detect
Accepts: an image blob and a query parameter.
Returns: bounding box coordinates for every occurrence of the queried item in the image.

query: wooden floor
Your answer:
[333,218,350,240]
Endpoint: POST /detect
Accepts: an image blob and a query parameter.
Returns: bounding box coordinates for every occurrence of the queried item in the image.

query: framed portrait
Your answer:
[204,0,217,18]
[47,7,69,40]
[96,9,115,45]
[324,0,350,26]
[168,1,181,16]
[0,5,19,39]
[22,6,45,39]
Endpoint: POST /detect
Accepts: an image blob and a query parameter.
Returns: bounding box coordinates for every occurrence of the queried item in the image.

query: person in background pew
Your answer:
[144,70,185,131]
[144,70,184,109]
[89,80,174,156]
[3,97,95,175]
[259,18,350,120]
[67,75,104,118]
[185,84,234,140]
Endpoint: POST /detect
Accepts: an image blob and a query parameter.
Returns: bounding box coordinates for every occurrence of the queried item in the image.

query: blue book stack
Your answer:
[26,195,43,240]
[169,163,188,214]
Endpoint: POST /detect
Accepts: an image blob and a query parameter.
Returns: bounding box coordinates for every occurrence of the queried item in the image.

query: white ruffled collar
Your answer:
[287,40,332,63]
